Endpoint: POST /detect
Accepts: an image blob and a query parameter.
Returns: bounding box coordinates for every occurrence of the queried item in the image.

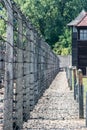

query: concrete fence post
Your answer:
[37,39,41,98]
[23,27,28,121]
[69,66,72,90]
[65,67,69,83]
[23,25,30,120]
[73,67,77,100]
[66,67,70,87]
[78,69,84,119]
[15,13,23,129]
[40,40,44,95]
[4,0,13,129]
[34,32,39,104]
[29,25,35,111]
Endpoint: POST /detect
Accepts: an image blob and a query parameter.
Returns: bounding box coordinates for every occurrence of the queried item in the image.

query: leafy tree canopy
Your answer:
[1,0,87,55]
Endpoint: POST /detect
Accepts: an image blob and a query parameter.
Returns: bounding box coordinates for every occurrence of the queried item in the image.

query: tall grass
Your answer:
[83,77,87,103]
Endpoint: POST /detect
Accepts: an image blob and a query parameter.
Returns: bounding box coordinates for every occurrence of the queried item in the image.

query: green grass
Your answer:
[83,77,87,103]
[72,73,87,104]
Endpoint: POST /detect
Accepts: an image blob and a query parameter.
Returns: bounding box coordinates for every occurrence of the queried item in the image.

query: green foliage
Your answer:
[53,28,71,55]
[0,3,7,37]
[1,0,87,55]
[14,0,87,55]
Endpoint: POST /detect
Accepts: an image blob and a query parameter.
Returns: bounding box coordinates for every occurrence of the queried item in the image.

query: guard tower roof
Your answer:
[67,10,86,27]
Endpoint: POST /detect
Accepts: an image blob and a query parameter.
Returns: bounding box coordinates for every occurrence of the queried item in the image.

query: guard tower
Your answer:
[68,10,87,75]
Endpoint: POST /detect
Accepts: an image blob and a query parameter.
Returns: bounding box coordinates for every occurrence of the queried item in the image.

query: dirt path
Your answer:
[23,71,87,130]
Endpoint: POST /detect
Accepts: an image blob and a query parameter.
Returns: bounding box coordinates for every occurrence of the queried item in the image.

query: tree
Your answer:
[53,28,71,55]
[1,0,87,54]
[0,3,7,37]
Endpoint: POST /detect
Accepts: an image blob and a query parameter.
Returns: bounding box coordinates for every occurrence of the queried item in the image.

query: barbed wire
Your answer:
[0,36,56,61]
[0,0,59,130]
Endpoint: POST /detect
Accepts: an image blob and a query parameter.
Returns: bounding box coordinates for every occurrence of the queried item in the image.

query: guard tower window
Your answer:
[80,29,87,40]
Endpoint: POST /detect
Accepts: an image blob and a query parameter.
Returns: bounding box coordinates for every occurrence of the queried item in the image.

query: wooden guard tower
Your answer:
[68,10,87,75]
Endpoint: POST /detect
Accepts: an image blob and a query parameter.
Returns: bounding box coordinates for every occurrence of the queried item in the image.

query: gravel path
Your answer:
[23,71,87,130]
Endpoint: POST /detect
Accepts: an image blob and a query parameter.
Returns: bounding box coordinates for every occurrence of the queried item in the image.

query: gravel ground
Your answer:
[23,71,87,130]
[0,88,4,130]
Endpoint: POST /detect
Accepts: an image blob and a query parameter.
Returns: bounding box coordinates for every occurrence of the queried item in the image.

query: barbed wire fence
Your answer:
[0,0,59,129]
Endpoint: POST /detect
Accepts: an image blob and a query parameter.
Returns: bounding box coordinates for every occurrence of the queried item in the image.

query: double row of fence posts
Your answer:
[66,66,86,122]
[73,66,84,118]
[0,0,59,130]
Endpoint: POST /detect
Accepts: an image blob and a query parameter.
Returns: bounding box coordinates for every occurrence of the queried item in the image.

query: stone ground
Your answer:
[23,71,87,130]
[0,88,4,130]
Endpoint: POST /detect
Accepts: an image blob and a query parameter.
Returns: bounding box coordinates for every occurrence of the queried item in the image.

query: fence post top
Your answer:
[72,66,77,70]
[78,69,82,73]
[78,69,83,86]
[78,69,83,77]
[69,65,72,69]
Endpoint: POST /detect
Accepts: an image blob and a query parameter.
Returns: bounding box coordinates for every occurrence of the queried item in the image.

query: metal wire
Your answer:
[0,0,59,130]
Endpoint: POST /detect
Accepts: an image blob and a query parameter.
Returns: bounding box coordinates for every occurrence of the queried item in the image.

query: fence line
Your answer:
[0,0,59,129]
[66,67,86,125]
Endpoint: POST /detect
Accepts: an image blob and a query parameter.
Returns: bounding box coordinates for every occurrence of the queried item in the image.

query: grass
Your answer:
[72,73,87,104]
[83,77,87,103]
